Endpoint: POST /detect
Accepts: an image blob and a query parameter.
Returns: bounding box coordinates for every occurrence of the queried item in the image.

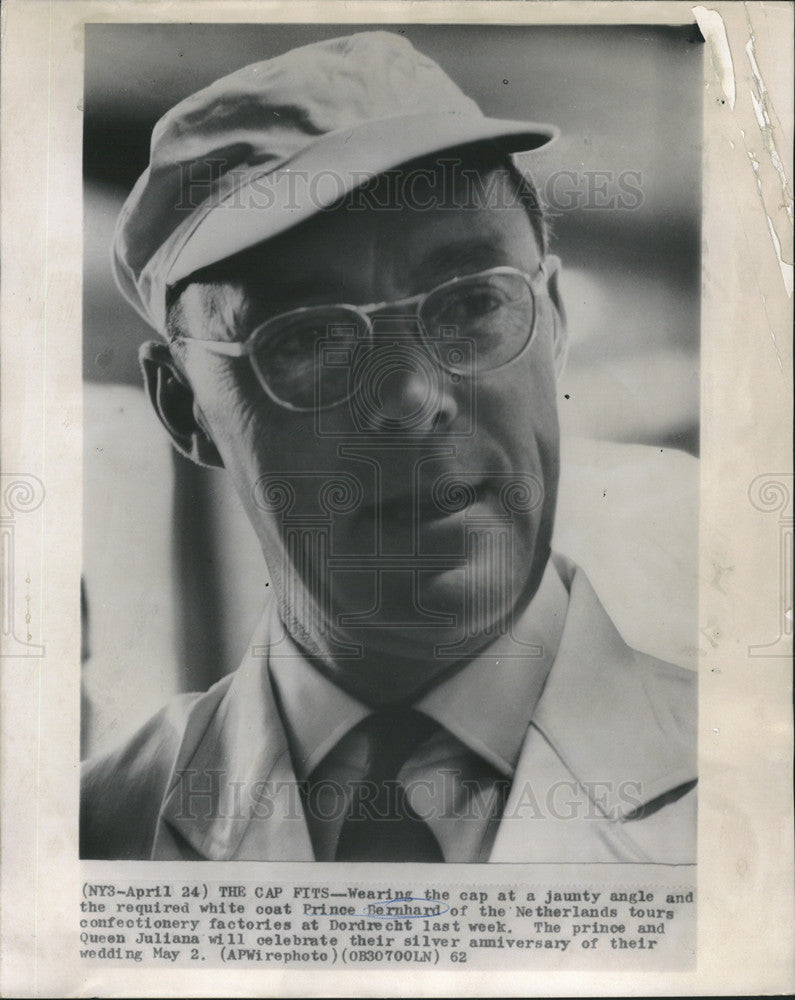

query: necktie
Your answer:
[334,709,443,862]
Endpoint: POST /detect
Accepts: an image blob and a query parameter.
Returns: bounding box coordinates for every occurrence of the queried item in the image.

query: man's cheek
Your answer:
[513,506,543,564]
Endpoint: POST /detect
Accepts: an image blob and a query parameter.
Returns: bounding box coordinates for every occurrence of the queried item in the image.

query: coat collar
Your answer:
[530,556,696,820]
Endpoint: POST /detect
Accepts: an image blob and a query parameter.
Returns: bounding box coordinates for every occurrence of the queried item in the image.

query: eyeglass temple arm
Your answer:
[541,255,561,281]
[171,337,249,357]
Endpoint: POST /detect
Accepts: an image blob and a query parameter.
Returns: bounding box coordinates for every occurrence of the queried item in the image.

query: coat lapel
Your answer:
[490,565,696,863]
[154,603,315,860]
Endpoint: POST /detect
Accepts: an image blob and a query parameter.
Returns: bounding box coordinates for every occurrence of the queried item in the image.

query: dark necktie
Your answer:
[334,709,443,862]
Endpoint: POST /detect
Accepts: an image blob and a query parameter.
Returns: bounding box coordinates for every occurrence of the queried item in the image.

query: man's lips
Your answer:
[367,478,491,525]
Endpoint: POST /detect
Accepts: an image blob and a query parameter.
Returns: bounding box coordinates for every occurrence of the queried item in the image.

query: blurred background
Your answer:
[82,23,702,756]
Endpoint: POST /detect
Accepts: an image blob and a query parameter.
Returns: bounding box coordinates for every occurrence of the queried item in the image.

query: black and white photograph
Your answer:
[1,2,793,994]
[80,22,700,865]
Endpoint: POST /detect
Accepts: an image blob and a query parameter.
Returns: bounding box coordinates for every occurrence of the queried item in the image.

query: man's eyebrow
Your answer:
[409,240,506,284]
[248,239,506,312]
[254,273,344,309]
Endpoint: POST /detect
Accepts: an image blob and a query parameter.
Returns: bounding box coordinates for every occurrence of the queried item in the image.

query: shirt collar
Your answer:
[269,558,569,780]
[269,631,370,780]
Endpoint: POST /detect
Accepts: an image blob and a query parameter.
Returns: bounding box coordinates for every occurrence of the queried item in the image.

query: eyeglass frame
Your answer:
[170,255,561,412]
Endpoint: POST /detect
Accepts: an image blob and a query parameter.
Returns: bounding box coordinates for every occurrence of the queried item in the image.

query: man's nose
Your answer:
[357,323,459,432]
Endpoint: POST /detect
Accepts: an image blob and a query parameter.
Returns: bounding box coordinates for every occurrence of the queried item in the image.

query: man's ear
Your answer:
[544,256,569,378]
[139,341,224,469]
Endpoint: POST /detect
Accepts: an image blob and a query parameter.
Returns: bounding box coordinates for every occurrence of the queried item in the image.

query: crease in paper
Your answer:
[744,15,793,299]
[694,5,793,301]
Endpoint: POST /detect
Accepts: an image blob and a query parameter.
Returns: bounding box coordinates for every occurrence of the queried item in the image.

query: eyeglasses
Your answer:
[172,258,558,412]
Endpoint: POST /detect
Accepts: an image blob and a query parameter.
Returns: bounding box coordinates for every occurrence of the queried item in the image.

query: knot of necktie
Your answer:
[334,708,443,862]
[358,708,439,783]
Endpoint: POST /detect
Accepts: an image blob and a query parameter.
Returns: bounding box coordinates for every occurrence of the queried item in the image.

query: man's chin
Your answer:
[330,562,532,657]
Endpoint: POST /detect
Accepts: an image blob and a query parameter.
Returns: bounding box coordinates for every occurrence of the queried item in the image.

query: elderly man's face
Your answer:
[158,163,566,702]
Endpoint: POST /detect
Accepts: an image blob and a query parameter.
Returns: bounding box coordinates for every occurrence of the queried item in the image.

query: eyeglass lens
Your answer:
[249,271,536,410]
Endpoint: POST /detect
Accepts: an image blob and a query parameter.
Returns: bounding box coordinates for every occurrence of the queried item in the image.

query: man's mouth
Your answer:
[376,478,491,526]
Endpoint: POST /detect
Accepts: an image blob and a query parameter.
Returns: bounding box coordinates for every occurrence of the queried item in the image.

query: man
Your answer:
[81,31,696,862]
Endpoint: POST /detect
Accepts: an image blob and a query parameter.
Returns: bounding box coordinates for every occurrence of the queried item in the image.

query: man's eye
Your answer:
[271,323,324,362]
[458,289,503,317]
[435,284,507,326]
[276,334,314,360]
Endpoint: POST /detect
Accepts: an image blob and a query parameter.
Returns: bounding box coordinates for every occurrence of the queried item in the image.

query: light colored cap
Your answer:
[112,31,558,334]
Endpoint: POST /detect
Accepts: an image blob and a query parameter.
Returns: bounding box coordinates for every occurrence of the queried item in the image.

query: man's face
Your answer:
[172,163,565,702]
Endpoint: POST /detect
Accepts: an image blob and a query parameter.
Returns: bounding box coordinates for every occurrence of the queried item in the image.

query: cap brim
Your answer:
[167,111,557,285]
